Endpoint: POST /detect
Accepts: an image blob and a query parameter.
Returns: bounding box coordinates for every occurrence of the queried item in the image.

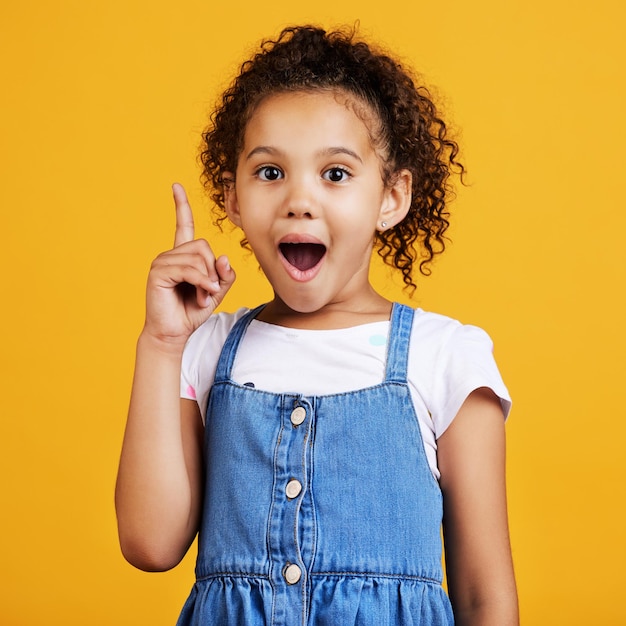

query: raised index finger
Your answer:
[172,182,195,247]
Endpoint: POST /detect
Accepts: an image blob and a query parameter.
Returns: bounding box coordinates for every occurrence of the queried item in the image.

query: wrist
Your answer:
[137,329,188,358]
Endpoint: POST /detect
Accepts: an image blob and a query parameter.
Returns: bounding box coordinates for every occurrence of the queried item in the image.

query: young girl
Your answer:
[116,25,518,625]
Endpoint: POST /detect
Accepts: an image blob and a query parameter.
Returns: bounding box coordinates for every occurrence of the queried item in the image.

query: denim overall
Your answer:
[177,304,454,625]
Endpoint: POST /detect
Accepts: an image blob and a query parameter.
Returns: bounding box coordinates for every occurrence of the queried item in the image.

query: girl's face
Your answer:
[225,90,411,316]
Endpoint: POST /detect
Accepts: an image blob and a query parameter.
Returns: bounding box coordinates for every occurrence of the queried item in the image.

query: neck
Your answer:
[257,291,393,330]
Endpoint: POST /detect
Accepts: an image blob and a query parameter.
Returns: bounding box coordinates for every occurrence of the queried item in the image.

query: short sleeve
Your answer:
[408,312,511,444]
[179,308,249,421]
[432,323,511,437]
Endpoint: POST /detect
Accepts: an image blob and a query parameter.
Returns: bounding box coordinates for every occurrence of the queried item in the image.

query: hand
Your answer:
[142,183,236,348]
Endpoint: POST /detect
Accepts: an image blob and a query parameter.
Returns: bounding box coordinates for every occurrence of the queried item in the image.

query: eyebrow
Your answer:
[322,147,363,163]
[244,146,282,160]
[244,146,363,163]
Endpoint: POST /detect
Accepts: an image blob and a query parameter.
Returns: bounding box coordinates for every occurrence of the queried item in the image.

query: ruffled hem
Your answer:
[176,573,453,626]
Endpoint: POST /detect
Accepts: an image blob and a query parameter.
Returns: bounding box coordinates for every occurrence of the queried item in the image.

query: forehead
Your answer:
[241,90,381,154]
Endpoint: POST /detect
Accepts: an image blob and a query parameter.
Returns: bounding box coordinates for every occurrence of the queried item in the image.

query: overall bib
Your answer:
[177,303,454,625]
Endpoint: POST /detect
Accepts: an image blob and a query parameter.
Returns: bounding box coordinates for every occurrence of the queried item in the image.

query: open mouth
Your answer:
[279,242,327,271]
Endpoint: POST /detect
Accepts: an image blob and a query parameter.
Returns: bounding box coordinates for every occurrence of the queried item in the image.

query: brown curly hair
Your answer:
[200,25,464,291]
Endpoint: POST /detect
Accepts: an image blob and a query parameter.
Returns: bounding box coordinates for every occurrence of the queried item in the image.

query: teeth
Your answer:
[279,243,326,271]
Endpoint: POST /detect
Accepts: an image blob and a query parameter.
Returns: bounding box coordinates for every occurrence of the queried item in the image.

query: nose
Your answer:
[284,177,317,219]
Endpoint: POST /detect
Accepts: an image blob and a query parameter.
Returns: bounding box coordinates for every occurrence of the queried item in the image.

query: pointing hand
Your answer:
[142,183,236,347]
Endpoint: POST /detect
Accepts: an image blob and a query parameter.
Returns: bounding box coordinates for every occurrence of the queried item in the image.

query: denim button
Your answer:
[290,406,306,426]
[283,563,302,584]
[285,479,302,499]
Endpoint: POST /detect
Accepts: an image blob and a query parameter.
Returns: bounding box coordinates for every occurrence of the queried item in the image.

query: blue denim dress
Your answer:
[177,303,454,625]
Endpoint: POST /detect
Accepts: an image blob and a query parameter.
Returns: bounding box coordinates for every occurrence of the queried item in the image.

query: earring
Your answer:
[380,221,388,229]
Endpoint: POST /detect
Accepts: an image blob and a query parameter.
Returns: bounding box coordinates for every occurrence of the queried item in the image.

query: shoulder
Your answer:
[200,306,251,336]
[406,307,511,436]
[180,307,251,412]
[182,307,250,369]
[409,308,495,356]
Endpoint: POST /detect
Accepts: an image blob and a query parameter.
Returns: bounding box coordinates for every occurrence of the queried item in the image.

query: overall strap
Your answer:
[213,304,266,383]
[384,303,415,384]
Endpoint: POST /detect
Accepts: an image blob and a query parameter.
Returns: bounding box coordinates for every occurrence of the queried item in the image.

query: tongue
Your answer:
[280,243,326,271]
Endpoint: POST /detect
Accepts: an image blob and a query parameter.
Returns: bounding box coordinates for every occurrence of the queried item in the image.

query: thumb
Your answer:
[198,255,236,309]
[216,255,236,290]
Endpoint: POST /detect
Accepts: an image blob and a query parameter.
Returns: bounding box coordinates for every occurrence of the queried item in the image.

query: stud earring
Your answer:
[380,221,388,229]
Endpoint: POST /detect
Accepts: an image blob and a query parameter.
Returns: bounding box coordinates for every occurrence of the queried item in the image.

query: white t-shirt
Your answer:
[181,307,511,479]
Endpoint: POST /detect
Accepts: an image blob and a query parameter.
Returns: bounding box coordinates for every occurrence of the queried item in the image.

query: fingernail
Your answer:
[211,281,220,291]
[224,256,230,271]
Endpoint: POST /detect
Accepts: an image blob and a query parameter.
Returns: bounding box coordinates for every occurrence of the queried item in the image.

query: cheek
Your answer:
[237,208,272,245]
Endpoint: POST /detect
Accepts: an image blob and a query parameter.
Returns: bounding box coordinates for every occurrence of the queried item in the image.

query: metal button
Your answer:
[285,479,302,499]
[283,563,302,585]
[290,406,306,426]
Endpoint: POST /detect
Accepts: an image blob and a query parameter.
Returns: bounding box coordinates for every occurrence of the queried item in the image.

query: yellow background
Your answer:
[1,0,624,623]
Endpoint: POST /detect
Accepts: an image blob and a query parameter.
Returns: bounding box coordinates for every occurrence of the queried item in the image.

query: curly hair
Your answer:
[200,25,464,291]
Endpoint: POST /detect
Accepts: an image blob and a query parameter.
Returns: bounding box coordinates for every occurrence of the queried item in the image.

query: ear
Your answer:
[378,169,412,231]
[223,173,242,227]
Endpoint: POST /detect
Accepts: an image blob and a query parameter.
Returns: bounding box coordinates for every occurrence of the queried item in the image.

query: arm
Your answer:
[115,184,235,571]
[438,387,519,625]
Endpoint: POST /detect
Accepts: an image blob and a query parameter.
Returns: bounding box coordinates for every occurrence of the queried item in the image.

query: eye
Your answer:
[323,167,351,183]
[255,165,283,181]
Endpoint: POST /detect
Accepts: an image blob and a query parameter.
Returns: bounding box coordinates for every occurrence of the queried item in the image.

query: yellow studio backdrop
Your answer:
[1,0,624,623]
